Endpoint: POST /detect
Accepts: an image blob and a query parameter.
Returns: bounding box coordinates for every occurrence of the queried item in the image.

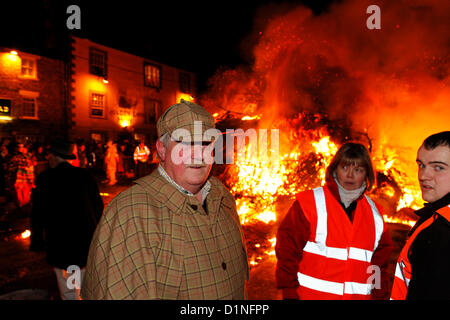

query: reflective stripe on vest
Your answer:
[297,272,373,296]
[303,187,383,263]
[134,146,150,161]
[390,204,450,300]
[298,187,384,298]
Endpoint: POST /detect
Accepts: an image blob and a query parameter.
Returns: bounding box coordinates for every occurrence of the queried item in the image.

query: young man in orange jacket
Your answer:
[391,131,450,300]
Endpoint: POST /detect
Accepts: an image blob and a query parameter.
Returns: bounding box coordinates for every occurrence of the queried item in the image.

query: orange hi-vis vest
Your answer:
[295,186,385,299]
[390,204,450,300]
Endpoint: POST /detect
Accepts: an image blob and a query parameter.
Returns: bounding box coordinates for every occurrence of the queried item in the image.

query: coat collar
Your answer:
[409,192,450,236]
[134,170,226,216]
[324,177,366,204]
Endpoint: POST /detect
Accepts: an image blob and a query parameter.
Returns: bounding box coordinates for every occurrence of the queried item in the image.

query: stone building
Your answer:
[0,36,197,146]
[69,36,196,145]
[0,49,67,143]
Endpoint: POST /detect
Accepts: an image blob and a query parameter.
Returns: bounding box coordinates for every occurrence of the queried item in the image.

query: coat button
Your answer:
[190,204,198,210]
[222,262,227,270]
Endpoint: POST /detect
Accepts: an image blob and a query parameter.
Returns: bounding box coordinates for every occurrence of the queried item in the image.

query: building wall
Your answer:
[70,37,196,145]
[0,50,66,142]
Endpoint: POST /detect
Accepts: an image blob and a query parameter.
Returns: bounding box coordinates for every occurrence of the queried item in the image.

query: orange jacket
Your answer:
[275,179,393,299]
[391,204,450,300]
[293,185,386,299]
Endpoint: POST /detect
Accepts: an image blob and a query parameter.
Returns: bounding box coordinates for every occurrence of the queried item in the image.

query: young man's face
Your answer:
[157,139,214,194]
[416,145,450,203]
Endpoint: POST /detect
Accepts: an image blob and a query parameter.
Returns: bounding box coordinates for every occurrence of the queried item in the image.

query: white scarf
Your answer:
[333,172,367,208]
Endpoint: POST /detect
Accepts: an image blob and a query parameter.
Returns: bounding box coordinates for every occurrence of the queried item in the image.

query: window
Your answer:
[90,92,106,118]
[179,73,191,93]
[144,99,161,124]
[20,58,37,79]
[144,62,161,89]
[89,48,107,77]
[21,98,38,119]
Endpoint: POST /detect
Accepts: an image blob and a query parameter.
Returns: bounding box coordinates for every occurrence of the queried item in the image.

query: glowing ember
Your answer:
[383,215,416,228]
[242,115,261,121]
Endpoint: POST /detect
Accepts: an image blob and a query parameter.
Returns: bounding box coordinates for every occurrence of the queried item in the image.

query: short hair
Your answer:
[422,131,450,150]
[325,142,376,191]
[159,133,171,148]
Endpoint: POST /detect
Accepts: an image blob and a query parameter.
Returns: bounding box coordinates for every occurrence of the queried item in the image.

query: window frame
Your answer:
[18,90,39,119]
[89,91,107,119]
[19,57,38,80]
[143,62,162,89]
[20,97,38,119]
[89,47,108,78]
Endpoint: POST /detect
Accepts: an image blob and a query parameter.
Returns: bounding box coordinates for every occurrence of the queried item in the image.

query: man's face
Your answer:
[158,139,214,194]
[417,144,450,203]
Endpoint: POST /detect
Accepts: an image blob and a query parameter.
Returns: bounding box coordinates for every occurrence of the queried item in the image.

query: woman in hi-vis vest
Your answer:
[275,143,393,300]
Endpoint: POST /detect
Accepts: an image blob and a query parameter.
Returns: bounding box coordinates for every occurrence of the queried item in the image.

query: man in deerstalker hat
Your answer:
[30,139,104,300]
[82,99,249,299]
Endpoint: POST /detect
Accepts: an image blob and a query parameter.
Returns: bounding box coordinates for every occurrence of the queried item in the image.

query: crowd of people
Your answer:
[0,137,156,211]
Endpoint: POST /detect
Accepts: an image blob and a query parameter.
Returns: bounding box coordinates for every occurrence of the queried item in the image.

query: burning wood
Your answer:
[200,1,448,267]
[214,112,421,268]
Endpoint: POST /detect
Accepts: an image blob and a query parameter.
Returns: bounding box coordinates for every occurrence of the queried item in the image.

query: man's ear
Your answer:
[156,139,167,161]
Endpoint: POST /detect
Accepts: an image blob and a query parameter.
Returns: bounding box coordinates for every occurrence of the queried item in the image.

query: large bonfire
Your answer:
[200,0,450,267]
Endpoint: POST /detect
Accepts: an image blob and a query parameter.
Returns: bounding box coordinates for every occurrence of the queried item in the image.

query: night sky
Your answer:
[1,0,335,93]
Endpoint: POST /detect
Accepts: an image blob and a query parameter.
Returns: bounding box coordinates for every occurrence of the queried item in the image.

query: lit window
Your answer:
[89,48,107,77]
[21,58,37,78]
[90,92,106,118]
[144,62,161,89]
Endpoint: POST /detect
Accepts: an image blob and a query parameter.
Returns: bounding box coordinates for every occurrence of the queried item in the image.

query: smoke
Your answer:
[201,0,449,160]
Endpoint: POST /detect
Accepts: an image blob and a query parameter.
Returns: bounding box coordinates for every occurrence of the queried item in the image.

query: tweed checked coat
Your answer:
[81,170,249,300]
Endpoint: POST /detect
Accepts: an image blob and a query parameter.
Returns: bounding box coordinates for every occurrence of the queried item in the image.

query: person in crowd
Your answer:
[78,142,88,168]
[86,142,97,169]
[30,139,104,300]
[11,143,36,207]
[0,138,10,200]
[117,144,128,181]
[104,140,119,186]
[391,131,450,300]
[68,144,80,167]
[82,99,249,299]
[133,139,150,178]
[94,142,105,172]
[33,144,48,179]
[276,142,393,300]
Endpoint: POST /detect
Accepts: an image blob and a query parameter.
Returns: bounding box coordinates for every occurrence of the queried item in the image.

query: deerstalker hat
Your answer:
[157,99,216,143]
